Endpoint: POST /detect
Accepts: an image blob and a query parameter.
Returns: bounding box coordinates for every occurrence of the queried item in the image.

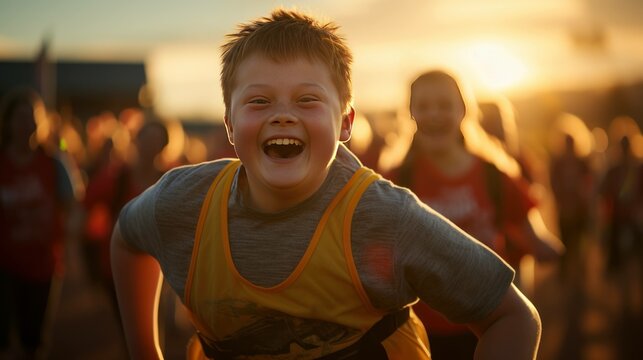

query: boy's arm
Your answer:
[468,283,542,360]
[111,221,164,360]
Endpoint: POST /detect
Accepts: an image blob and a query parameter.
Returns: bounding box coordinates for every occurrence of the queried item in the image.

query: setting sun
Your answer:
[457,40,530,94]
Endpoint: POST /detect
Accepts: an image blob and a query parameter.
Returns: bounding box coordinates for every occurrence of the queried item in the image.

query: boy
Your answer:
[111,8,541,359]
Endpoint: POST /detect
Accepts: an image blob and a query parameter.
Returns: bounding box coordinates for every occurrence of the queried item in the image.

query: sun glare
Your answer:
[457,41,530,94]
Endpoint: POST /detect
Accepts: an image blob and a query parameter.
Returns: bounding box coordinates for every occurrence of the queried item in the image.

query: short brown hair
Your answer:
[220,8,353,118]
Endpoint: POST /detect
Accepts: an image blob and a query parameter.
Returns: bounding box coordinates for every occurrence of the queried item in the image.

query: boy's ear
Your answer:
[339,107,355,143]
[223,114,234,145]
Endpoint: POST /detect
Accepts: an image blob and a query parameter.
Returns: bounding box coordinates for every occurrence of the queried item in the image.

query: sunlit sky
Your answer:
[2,0,643,119]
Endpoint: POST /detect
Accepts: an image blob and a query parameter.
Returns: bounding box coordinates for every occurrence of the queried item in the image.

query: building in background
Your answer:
[0,59,145,121]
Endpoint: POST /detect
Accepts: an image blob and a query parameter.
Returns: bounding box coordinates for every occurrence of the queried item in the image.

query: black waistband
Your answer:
[197,307,410,360]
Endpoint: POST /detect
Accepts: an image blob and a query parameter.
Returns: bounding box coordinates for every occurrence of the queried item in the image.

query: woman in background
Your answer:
[386,70,564,359]
[0,88,75,359]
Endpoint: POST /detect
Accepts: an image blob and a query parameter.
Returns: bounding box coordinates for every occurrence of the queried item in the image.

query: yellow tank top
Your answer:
[185,160,430,359]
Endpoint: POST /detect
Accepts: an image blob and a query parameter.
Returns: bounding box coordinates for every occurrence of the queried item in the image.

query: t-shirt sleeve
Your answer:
[117,174,164,257]
[394,187,515,323]
[116,160,230,298]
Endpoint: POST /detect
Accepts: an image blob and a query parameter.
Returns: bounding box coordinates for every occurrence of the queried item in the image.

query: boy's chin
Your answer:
[261,162,325,186]
[263,173,310,191]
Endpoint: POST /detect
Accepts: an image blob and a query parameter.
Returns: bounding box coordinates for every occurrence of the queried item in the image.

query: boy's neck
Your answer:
[239,165,331,213]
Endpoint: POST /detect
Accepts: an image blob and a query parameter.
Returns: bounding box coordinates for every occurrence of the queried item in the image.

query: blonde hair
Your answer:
[220,8,353,118]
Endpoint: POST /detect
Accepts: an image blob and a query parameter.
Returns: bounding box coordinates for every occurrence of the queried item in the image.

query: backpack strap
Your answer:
[482,161,504,228]
[317,307,409,360]
[197,308,409,360]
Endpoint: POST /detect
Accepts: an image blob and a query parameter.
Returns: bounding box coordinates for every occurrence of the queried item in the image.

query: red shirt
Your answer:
[0,148,64,281]
[406,155,533,252]
[389,154,534,334]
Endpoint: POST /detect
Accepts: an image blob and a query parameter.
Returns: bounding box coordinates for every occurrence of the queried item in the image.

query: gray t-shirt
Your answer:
[119,146,513,324]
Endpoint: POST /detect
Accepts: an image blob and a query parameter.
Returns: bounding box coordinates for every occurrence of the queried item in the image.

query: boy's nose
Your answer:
[270,104,297,125]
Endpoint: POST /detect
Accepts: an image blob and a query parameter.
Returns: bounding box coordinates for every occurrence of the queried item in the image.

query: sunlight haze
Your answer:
[1,0,642,119]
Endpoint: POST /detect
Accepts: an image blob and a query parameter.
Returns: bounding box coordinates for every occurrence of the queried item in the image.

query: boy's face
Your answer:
[410,79,465,154]
[225,53,353,211]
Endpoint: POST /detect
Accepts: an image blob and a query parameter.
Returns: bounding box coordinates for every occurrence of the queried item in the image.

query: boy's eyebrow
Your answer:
[239,82,329,93]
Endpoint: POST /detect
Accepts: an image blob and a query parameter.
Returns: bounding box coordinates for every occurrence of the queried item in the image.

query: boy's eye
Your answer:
[298,96,319,103]
[249,98,269,105]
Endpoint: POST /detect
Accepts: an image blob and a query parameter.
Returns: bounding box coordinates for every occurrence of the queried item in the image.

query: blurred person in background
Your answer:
[34,109,86,200]
[0,87,75,360]
[549,128,594,282]
[598,131,642,275]
[386,70,564,360]
[478,96,550,287]
[81,111,194,355]
[596,121,643,359]
[478,96,536,184]
[81,112,170,322]
[37,108,88,250]
[82,111,120,182]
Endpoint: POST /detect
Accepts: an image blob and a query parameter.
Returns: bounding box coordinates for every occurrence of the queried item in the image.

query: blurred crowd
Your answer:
[0,86,236,360]
[0,76,641,360]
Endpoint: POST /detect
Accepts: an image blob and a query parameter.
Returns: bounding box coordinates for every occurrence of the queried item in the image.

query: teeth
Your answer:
[266,138,302,146]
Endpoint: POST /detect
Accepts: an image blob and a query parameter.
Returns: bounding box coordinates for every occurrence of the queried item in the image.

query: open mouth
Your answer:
[263,138,305,159]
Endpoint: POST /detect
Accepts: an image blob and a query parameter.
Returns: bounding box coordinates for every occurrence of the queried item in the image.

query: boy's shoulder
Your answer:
[167,158,235,177]
[360,174,421,215]
[159,158,237,194]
